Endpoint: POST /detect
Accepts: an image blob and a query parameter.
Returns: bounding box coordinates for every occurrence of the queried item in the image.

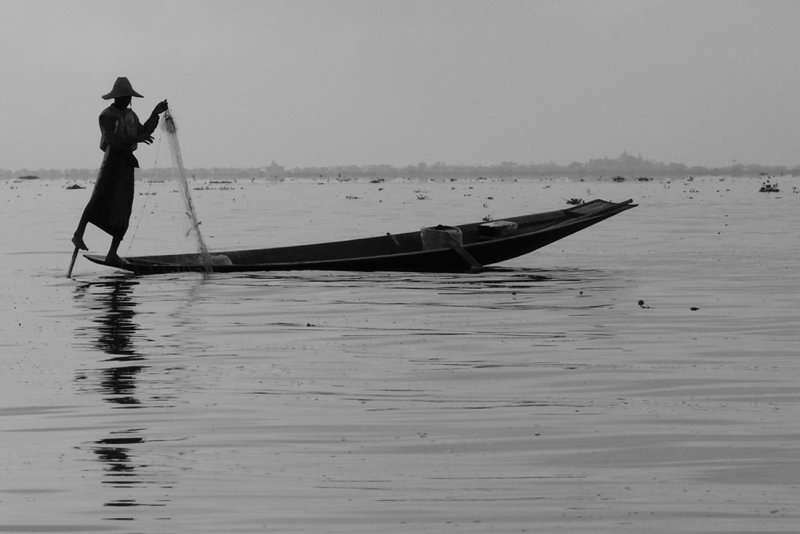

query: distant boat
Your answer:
[759,180,780,193]
[84,199,636,275]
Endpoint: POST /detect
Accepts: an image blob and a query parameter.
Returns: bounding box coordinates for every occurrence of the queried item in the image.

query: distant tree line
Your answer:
[3,153,798,181]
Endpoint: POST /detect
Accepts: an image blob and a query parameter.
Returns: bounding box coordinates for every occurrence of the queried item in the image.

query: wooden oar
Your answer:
[66,246,80,277]
[445,235,482,273]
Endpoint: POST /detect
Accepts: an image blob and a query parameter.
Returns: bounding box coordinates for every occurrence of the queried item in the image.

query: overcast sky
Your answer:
[2,0,799,170]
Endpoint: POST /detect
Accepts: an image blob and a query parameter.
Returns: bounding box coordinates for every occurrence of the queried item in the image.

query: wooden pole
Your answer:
[66,246,79,277]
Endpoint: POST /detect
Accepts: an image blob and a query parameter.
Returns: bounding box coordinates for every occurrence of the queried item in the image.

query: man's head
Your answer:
[102,77,143,100]
[113,96,132,109]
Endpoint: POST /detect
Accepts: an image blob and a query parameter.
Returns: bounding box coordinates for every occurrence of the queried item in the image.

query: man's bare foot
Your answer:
[105,254,128,266]
[71,234,88,251]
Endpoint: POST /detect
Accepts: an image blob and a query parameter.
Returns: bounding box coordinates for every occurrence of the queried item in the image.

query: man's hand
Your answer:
[153,99,169,115]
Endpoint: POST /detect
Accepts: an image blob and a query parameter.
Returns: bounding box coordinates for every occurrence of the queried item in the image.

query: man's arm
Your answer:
[140,99,169,139]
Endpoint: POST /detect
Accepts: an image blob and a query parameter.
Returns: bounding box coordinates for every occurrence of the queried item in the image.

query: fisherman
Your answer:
[71,77,169,264]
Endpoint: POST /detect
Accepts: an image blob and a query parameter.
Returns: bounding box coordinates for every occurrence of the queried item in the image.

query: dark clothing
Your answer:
[81,105,158,239]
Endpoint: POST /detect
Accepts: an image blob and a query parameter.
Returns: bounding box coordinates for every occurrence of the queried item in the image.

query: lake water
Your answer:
[2,175,799,533]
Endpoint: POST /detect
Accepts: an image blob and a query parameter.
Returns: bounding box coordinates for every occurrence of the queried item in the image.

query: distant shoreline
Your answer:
[2,153,798,181]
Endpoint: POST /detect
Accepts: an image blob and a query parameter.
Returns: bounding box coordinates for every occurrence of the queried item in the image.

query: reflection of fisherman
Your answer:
[72,77,168,264]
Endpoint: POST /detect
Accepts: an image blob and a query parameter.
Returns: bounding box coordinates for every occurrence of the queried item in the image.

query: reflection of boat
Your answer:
[85,198,636,275]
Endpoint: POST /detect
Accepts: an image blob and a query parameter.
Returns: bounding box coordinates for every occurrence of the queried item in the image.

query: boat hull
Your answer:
[84,199,636,274]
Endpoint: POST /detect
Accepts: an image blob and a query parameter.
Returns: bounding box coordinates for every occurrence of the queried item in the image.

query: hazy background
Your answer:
[2,0,799,171]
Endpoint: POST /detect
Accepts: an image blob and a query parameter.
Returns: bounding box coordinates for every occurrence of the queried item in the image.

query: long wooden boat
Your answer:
[84,198,635,274]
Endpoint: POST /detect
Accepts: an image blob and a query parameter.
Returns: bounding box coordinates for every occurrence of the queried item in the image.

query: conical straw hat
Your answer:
[102,77,144,100]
